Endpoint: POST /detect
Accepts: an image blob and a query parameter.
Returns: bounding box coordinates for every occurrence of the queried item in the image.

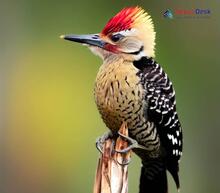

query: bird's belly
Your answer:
[95,86,141,130]
[94,62,145,131]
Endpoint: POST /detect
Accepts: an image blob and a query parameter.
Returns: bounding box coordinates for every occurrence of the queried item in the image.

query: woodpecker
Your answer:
[61,6,183,193]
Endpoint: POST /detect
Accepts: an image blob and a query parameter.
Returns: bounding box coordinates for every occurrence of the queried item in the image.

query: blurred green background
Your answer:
[1,0,220,193]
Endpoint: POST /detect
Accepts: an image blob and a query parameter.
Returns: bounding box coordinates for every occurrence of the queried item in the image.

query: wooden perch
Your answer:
[93,123,131,193]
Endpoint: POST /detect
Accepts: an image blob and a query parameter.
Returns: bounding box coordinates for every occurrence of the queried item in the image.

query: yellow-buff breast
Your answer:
[94,59,146,131]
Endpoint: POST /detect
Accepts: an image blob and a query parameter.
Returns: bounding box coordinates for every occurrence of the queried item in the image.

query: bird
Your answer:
[61,6,183,193]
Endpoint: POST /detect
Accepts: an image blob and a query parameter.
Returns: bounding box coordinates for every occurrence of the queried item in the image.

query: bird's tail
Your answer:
[139,161,168,193]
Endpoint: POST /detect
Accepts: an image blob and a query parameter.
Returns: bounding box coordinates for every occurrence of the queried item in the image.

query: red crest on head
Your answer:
[101,6,142,36]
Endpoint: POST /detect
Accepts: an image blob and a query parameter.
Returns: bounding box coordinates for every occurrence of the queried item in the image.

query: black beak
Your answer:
[60,34,105,48]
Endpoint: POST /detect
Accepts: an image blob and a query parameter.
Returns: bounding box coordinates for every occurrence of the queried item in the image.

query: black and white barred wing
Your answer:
[146,81,183,160]
[134,58,183,160]
[134,57,183,188]
[145,64,183,188]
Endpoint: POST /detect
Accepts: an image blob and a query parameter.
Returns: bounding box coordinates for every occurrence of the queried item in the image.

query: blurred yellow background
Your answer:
[1,0,220,193]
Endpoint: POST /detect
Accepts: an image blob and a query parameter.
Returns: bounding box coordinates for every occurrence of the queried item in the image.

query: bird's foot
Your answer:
[95,131,114,153]
[115,156,131,166]
[115,132,148,154]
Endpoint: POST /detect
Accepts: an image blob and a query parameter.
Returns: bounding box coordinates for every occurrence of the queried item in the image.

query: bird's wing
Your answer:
[147,79,183,161]
[134,57,183,188]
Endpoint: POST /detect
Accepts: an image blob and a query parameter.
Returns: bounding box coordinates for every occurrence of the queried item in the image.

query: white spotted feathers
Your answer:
[134,57,183,160]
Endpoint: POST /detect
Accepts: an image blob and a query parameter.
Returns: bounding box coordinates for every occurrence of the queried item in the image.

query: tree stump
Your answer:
[93,123,131,193]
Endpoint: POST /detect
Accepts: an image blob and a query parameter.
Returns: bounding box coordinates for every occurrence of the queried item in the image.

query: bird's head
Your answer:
[61,6,155,61]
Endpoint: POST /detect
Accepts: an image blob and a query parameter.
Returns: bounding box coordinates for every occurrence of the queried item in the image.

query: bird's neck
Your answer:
[103,53,123,65]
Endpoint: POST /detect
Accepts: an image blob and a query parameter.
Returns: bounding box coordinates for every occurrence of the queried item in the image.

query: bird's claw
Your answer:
[115,132,148,154]
[96,131,113,153]
[115,157,131,166]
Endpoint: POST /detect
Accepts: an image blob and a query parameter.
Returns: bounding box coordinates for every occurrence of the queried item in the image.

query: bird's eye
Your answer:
[110,34,123,42]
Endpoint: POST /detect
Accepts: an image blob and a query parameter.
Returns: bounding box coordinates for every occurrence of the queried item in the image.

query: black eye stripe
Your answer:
[110,34,124,42]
